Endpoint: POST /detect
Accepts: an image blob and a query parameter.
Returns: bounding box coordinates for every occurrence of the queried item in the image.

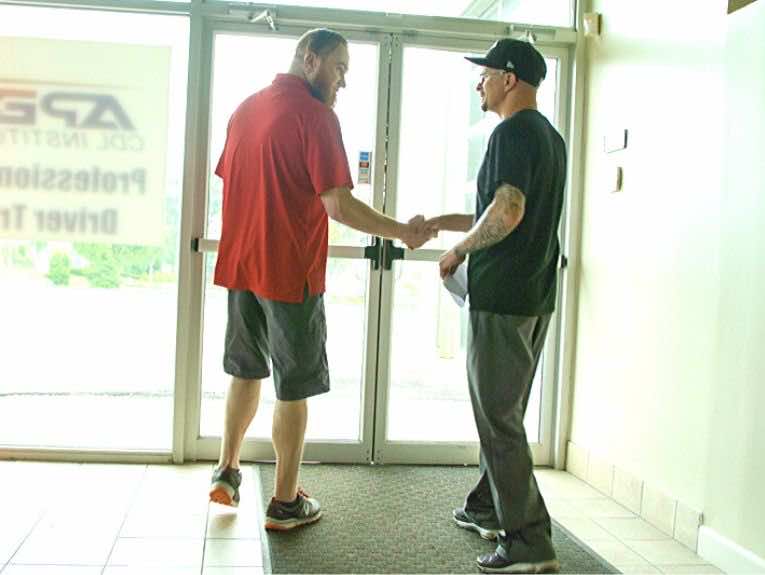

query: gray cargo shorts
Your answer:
[223,288,330,401]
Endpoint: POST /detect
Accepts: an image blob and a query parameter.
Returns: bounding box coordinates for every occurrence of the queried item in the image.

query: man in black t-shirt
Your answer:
[429,39,566,573]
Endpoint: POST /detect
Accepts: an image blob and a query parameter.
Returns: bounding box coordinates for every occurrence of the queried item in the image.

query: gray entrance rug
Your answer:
[255,463,619,574]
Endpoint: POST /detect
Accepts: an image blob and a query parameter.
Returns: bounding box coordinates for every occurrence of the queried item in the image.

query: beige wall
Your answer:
[705,0,765,556]
[571,0,765,558]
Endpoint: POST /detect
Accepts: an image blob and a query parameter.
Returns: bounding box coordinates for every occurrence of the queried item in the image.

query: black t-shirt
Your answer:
[468,109,567,316]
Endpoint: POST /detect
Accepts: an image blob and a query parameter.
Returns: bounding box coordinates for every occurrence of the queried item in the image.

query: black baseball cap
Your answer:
[465,38,547,87]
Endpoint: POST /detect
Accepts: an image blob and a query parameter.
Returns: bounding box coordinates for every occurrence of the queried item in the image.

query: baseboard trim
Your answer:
[698,525,765,574]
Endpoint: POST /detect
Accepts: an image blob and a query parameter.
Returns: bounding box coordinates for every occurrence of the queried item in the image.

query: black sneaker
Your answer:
[209,466,242,507]
[477,531,559,574]
[453,507,503,541]
[264,487,322,531]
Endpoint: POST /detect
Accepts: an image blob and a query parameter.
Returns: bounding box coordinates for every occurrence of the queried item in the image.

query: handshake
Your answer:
[400,215,440,250]
[396,212,473,278]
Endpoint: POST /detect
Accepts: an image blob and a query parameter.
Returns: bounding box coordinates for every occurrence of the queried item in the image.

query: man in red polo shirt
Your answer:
[208,28,434,530]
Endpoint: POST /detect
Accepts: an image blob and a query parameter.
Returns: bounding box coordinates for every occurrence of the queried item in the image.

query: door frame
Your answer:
[184,22,571,466]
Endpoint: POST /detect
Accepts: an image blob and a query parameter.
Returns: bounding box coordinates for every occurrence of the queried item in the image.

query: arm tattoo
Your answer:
[455,184,525,257]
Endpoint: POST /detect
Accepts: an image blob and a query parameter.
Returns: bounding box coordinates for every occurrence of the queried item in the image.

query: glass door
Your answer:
[373,37,569,465]
[190,26,389,463]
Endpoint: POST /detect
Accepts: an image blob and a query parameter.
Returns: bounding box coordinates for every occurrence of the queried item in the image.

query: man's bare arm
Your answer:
[453,184,525,257]
[429,214,474,233]
[320,187,435,249]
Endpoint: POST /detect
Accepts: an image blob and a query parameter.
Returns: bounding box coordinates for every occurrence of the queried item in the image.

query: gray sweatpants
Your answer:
[464,311,553,547]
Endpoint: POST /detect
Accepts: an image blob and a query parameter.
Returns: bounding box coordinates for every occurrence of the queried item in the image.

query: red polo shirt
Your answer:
[213,74,354,303]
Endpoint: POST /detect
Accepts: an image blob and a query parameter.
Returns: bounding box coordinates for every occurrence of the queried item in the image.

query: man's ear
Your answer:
[504,72,518,93]
[304,50,319,75]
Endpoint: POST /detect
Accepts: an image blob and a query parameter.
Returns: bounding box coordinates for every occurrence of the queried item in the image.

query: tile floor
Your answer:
[0,462,723,574]
[534,471,723,574]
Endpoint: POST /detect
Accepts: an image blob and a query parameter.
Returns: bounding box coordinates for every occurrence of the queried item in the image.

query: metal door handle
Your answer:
[382,239,405,271]
[364,237,382,270]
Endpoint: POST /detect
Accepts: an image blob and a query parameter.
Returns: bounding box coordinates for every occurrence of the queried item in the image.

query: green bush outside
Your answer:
[75,244,121,288]
[48,253,71,286]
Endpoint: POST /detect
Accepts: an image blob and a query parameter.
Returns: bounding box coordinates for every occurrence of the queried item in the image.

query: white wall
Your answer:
[571,0,765,559]
[705,0,765,557]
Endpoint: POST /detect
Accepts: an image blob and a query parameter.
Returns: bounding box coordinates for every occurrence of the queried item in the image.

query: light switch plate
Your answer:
[604,129,628,153]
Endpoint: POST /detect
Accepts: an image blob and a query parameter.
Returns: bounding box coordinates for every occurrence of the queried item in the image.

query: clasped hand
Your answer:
[401,215,438,250]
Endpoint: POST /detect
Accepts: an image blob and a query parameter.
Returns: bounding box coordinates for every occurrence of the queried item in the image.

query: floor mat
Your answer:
[256,463,619,574]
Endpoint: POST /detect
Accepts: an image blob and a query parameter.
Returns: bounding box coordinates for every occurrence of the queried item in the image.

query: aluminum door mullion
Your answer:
[539,44,571,468]
[370,35,391,215]
[354,34,393,464]
[553,24,585,471]
[370,35,403,464]
[173,1,211,464]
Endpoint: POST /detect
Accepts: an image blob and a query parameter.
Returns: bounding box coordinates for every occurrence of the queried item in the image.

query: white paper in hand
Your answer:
[442,262,468,307]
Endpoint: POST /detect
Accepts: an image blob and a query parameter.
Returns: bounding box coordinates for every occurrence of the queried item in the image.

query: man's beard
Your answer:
[309,83,324,101]
[308,81,333,107]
